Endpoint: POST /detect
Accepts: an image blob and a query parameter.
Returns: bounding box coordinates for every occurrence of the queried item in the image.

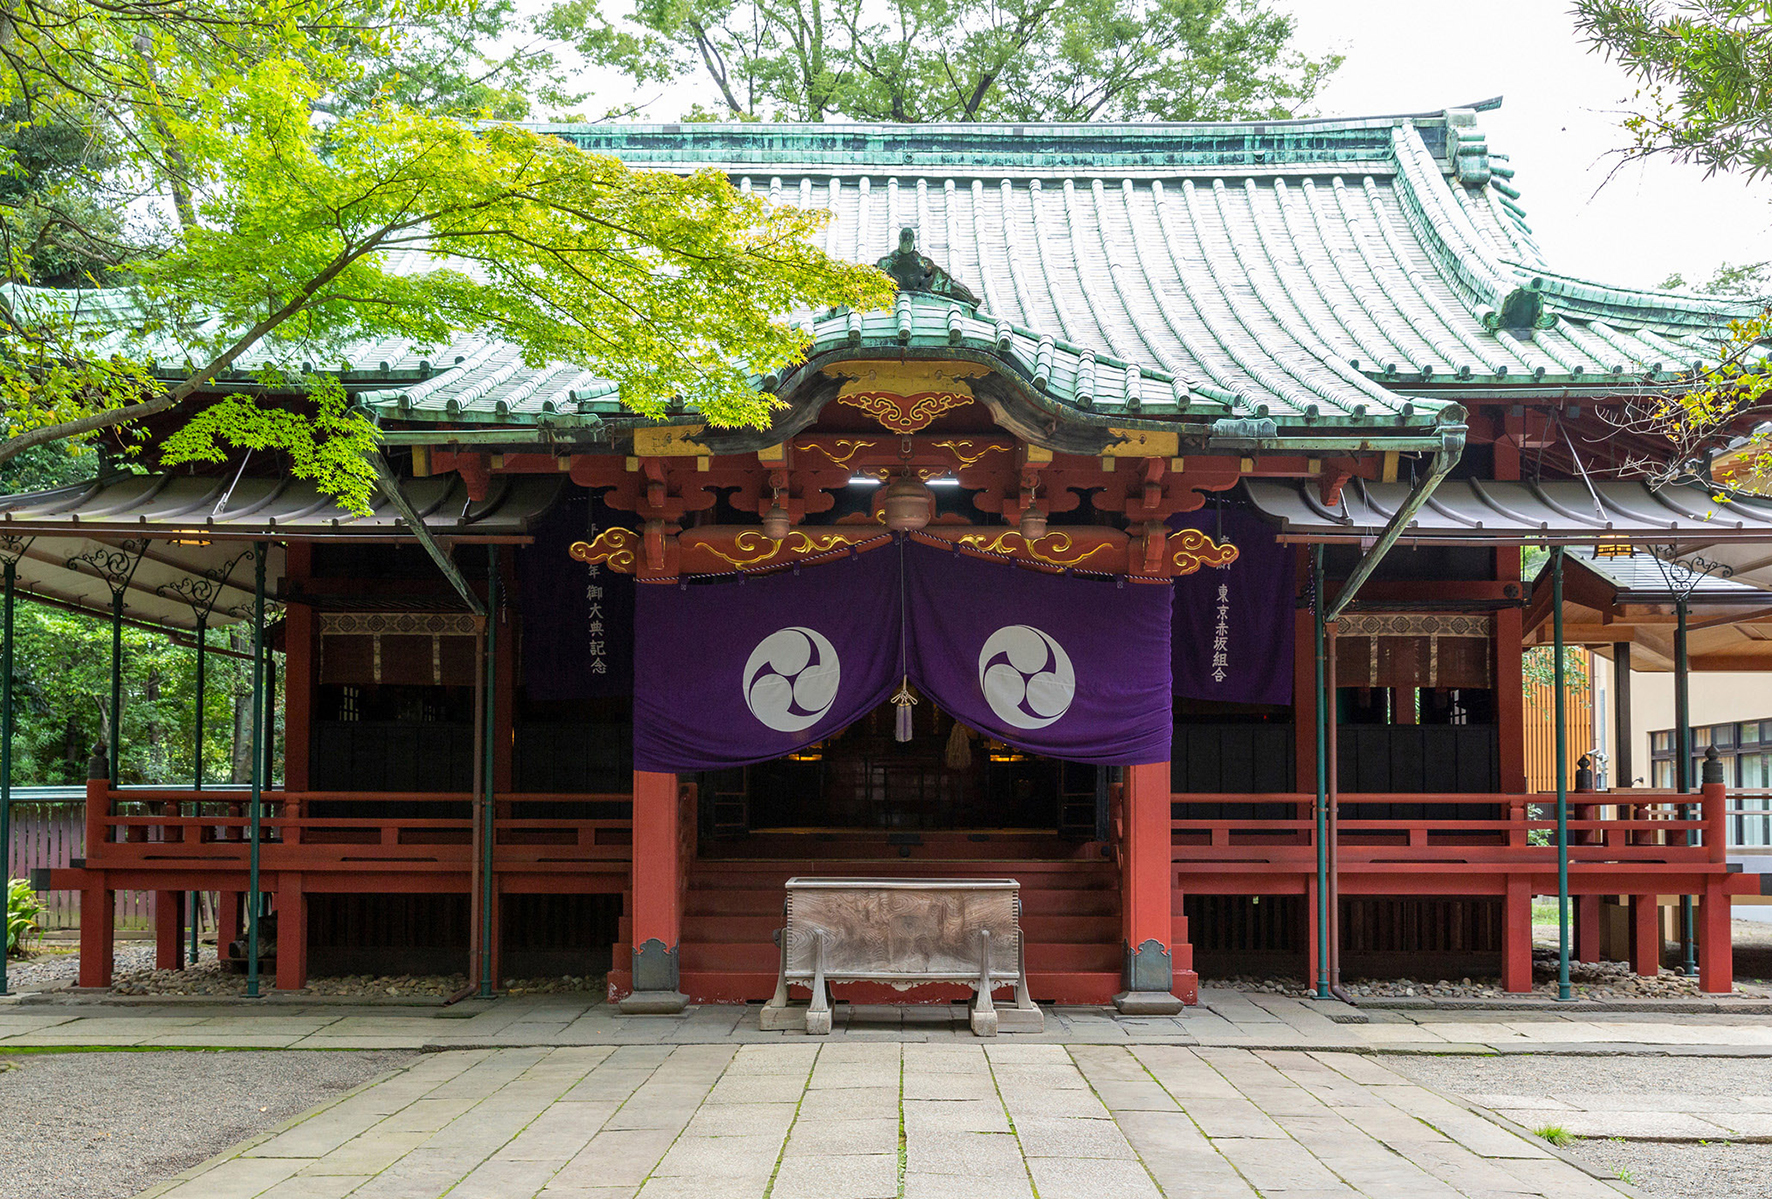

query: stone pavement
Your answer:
[5,988,1772,1055]
[134,1043,1635,1199]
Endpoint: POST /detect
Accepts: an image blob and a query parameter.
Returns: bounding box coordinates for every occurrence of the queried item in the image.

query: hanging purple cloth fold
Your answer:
[1171,507,1296,706]
[633,549,900,772]
[902,541,1172,765]
[518,491,636,699]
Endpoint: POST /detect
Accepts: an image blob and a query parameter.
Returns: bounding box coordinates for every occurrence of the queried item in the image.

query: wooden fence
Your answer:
[8,800,153,931]
[1524,648,1595,794]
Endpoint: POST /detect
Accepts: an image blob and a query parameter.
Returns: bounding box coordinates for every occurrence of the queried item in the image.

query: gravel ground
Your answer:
[1388,1054,1772,1199]
[7,945,602,999]
[0,1050,414,1199]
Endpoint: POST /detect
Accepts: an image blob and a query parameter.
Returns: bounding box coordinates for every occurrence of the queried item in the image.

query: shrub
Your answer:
[6,877,44,956]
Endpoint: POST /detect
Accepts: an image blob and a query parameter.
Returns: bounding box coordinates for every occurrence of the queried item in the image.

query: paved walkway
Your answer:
[6,988,1772,1055]
[134,1044,1634,1199]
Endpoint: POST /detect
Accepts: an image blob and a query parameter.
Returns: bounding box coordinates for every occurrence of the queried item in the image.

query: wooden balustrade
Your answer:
[1170,790,1723,875]
[79,788,634,875]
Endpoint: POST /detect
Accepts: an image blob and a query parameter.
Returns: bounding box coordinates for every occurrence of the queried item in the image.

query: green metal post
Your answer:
[190,618,207,968]
[1676,598,1696,976]
[1,561,15,996]
[480,546,498,999]
[109,590,123,782]
[263,656,277,786]
[1312,545,1329,999]
[246,544,267,998]
[1552,547,1571,1001]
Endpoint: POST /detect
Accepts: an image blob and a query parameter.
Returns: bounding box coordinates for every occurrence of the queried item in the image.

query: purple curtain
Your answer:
[1171,507,1296,707]
[633,548,901,772]
[903,542,1173,765]
[517,491,634,699]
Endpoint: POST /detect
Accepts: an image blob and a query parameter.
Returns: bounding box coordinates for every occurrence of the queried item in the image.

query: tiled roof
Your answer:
[20,105,1763,442]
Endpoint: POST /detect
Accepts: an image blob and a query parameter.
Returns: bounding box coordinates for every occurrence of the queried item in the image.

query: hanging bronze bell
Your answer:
[761,502,791,540]
[881,474,933,531]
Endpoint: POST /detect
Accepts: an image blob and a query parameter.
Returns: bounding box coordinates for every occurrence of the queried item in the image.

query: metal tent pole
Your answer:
[189,616,207,970]
[479,547,499,999]
[263,656,277,786]
[1552,547,1571,1001]
[109,589,124,782]
[1,560,15,996]
[1312,545,1329,999]
[1676,597,1696,976]
[246,544,267,998]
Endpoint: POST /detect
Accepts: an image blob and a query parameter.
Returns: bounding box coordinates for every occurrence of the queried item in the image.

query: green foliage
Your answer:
[5,879,44,956]
[1533,1124,1573,1147]
[1575,1,1772,181]
[549,0,1341,122]
[1522,646,1591,700]
[1661,260,1772,297]
[0,0,893,509]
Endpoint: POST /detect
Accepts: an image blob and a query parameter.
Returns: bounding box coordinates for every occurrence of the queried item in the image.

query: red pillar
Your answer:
[1576,894,1602,964]
[275,873,308,991]
[219,891,244,963]
[154,892,184,970]
[1503,875,1533,993]
[77,774,114,988]
[1699,882,1733,994]
[1495,607,1527,795]
[77,884,115,988]
[1115,761,1188,1011]
[621,770,686,1012]
[1630,894,1660,976]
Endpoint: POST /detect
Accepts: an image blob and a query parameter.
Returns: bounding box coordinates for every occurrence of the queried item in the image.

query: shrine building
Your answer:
[8,100,1770,1009]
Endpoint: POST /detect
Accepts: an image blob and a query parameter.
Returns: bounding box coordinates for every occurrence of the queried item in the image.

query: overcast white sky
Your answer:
[574,0,1768,291]
[1276,1,1766,289]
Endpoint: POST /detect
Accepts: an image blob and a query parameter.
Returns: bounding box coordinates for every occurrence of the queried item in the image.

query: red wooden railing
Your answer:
[79,787,633,875]
[1169,790,1728,875]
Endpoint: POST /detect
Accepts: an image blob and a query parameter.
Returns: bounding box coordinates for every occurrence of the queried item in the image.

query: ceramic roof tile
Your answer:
[19,107,1764,436]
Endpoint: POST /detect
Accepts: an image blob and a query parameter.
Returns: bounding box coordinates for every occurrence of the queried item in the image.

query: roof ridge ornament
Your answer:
[877,228,978,305]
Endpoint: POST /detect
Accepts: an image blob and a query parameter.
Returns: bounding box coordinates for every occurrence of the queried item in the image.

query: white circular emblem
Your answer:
[743,626,841,732]
[978,625,1075,730]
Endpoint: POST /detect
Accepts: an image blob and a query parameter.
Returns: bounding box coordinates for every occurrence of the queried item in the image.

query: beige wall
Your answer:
[1589,654,1772,787]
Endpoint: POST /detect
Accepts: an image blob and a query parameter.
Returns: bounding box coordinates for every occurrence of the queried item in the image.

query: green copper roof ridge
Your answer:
[1515,262,1763,323]
[1276,178,1398,374]
[1216,176,1403,411]
[1064,179,1135,365]
[1389,126,1526,325]
[1361,171,1545,375]
[1090,179,1192,381]
[995,180,1041,336]
[526,99,1502,139]
[1119,181,1264,412]
[1296,178,1416,372]
[964,181,1006,317]
[1334,176,1497,376]
[1172,179,1337,416]
[1027,179,1084,346]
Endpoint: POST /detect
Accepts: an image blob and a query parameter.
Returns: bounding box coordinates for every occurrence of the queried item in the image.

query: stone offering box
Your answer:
[760,877,1045,1036]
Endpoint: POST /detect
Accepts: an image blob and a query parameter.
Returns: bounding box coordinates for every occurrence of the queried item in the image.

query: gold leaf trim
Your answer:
[837,391,970,433]
[700,529,866,570]
[932,439,1010,469]
[569,527,639,573]
[956,530,1112,568]
[1170,530,1239,574]
[801,438,879,468]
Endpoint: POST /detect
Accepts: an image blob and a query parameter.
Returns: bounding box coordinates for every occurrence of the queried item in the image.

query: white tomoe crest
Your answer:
[978,624,1076,729]
[743,626,841,732]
